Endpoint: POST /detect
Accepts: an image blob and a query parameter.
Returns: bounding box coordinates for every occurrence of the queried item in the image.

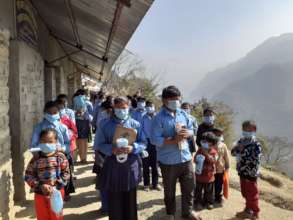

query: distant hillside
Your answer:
[191,33,293,142]
[192,33,293,100]
[213,62,293,140]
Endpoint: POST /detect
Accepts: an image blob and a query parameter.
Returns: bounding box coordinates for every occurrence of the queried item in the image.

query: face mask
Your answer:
[242,131,256,139]
[45,113,60,124]
[201,141,210,150]
[114,108,129,120]
[183,108,191,114]
[38,143,57,154]
[167,100,181,111]
[203,115,215,125]
[137,102,146,110]
[146,106,155,114]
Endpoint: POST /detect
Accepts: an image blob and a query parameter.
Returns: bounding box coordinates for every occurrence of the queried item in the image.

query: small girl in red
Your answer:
[194,132,218,210]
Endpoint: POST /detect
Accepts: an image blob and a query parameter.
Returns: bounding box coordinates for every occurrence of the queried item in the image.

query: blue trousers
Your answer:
[100,189,108,212]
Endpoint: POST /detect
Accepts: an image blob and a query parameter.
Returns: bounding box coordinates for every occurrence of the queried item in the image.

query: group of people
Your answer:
[24,85,262,220]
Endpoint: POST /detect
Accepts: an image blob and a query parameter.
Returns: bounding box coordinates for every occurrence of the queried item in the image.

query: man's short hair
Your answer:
[162,86,181,99]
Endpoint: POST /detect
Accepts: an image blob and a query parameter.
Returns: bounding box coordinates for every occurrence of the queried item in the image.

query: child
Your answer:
[194,132,218,210]
[212,128,230,204]
[196,107,216,147]
[25,128,70,220]
[75,107,92,163]
[56,99,78,201]
[141,100,161,191]
[96,97,146,220]
[31,101,70,152]
[231,120,262,220]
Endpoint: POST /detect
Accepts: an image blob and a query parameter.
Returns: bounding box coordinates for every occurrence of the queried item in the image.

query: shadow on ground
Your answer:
[15,200,35,219]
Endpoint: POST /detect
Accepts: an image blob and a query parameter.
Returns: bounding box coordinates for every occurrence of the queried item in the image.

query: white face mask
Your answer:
[167,100,181,111]
[137,102,146,110]
[146,106,155,114]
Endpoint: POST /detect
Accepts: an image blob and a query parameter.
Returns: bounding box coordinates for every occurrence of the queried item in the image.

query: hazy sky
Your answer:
[126,0,293,97]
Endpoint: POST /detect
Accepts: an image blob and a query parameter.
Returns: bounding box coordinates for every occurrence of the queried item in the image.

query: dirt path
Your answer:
[15,147,293,220]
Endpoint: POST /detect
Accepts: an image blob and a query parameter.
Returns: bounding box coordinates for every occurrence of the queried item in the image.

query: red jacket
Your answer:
[60,116,78,152]
[195,147,217,183]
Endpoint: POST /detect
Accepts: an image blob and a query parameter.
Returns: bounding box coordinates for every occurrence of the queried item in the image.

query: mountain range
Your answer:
[192,33,293,141]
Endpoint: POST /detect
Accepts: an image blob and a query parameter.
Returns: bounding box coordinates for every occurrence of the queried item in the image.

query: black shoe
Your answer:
[97,208,108,216]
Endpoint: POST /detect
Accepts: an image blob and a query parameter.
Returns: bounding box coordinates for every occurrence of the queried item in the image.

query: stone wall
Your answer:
[0,28,14,220]
[9,40,44,202]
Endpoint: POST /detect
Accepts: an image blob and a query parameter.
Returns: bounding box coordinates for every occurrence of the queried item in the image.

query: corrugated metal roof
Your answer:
[31,0,154,78]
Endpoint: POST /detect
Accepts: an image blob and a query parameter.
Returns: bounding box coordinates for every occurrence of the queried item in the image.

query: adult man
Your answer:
[151,86,201,220]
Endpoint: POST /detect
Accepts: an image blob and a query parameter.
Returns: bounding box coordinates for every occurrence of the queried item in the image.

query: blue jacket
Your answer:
[150,107,194,165]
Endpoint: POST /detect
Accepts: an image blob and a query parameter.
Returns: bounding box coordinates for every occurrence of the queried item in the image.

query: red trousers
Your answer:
[34,188,65,220]
[240,178,260,217]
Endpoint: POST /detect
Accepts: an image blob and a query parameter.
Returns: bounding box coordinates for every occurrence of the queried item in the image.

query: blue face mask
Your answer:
[201,141,210,150]
[183,108,191,114]
[242,131,256,138]
[167,100,181,111]
[114,108,129,120]
[146,106,155,114]
[203,115,215,125]
[45,113,60,124]
[137,102,146,110]
[38,143,57,154]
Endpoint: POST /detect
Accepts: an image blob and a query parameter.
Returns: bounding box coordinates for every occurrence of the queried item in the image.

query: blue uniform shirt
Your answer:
[31,119,71,153]
[150,107,194,165]
[86,100,94,116]
[94,116,146,155]
[131,109,146,124]
[142,113,155,139]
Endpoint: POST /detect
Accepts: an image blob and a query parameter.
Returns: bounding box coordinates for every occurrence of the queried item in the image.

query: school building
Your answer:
[0,0,153,218]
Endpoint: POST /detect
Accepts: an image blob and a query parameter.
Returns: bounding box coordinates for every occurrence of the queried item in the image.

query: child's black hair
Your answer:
[146,100,153,106]
[137,97,146,102]
[101,100,113,110]
[44,101,58,112]
[57,94,68,100]
[162,86,181,99]
[202,132,218,145]
[39,128,58,140]
[55,99,65,109]
[181,102,190,108]
[212,127,224,135]
[242,120,257,130]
